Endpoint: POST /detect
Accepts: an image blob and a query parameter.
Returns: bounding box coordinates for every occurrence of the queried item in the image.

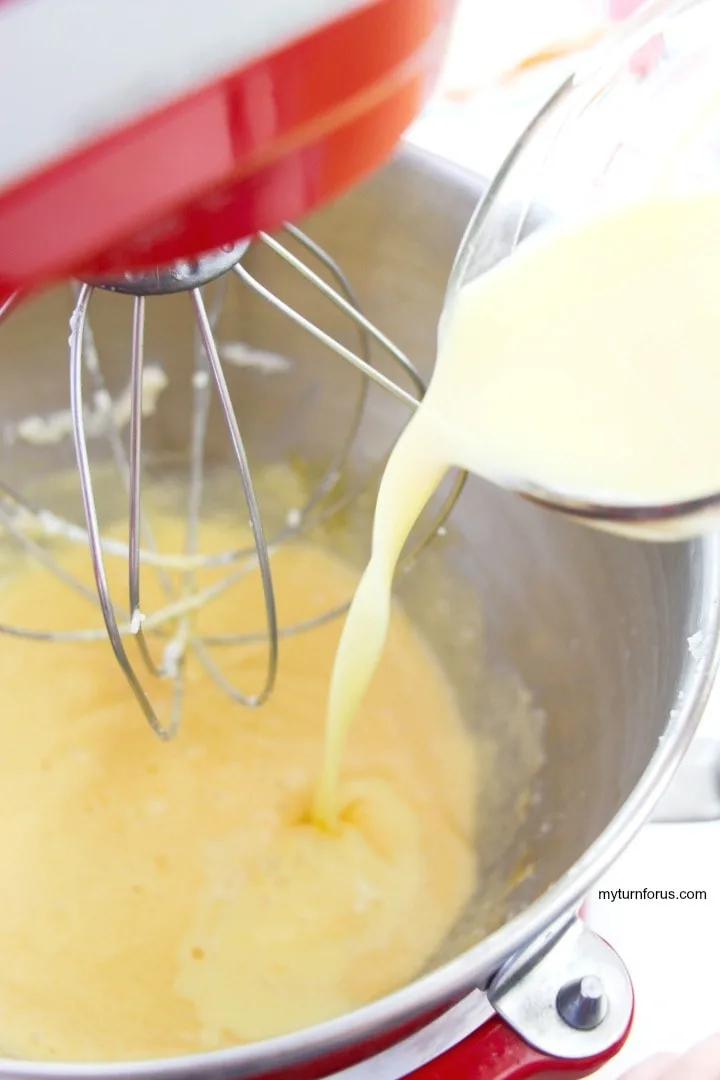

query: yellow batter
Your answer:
[0,515,479,1061]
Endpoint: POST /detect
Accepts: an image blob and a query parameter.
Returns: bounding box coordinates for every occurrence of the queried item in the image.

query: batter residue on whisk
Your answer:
[0,512,478,1061]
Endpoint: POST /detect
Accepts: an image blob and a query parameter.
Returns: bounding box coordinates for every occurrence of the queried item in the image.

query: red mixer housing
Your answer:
[0,0,458,298]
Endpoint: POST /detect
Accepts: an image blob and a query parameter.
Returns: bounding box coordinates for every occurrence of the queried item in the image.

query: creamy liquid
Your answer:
[0,514,479,1060]
[316,189,720,824]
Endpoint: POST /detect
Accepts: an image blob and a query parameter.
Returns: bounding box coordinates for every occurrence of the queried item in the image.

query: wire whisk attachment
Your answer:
[0,226,466,740]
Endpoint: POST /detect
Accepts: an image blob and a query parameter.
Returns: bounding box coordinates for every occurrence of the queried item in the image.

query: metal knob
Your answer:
[556,975,608,1031]
[82,240,250,296]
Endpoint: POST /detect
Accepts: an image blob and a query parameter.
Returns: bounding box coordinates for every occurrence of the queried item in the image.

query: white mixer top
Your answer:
[0,0,370,191]
[0,0,449,290]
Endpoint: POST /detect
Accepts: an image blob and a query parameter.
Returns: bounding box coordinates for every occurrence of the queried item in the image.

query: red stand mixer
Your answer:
[0,0,454,297]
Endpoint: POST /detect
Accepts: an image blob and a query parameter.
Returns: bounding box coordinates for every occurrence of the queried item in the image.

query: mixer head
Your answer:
[0,0,458,297]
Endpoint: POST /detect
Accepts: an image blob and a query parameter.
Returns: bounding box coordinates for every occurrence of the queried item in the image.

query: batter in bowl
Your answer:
[0,508,480,1061]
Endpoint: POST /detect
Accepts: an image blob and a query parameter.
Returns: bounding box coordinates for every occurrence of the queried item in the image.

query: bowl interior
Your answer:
[0,147,710,1008]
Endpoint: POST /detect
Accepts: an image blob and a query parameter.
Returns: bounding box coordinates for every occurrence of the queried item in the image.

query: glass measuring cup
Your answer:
[442,0,720,541]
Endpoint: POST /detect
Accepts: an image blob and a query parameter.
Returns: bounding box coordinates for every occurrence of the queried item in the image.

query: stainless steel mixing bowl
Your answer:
[0,144,718,1078]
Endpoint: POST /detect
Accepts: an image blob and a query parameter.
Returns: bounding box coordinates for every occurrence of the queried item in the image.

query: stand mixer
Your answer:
[1,1,719,1078]
[0,0,465,738]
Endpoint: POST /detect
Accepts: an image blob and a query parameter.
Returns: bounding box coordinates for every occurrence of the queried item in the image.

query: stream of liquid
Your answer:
[315,187,720,826]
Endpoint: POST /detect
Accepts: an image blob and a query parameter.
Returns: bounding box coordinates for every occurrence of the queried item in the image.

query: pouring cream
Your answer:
[315,188,720,826]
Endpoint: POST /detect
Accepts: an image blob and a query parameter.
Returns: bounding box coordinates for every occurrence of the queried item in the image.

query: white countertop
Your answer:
[405,1,720,1074]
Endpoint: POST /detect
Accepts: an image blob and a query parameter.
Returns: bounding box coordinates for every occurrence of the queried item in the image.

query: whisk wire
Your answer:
[0,292,21,323]
[69,284,174,741]
[129,293,165,681]
[189,287,279,707]
[234,252,422,410]
[259,228,425,406]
